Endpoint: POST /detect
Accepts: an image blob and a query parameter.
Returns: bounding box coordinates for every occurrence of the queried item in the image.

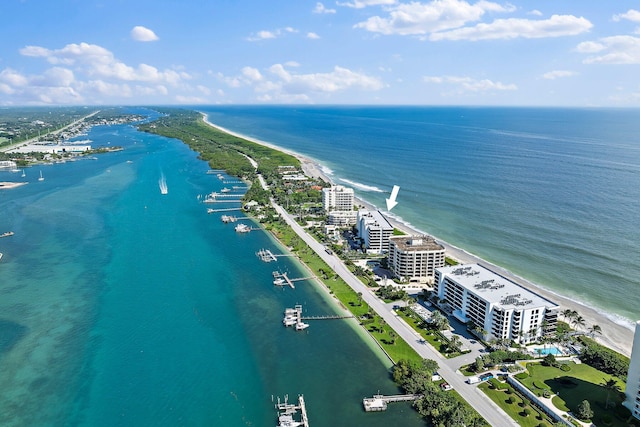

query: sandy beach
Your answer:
[201,114,634,357]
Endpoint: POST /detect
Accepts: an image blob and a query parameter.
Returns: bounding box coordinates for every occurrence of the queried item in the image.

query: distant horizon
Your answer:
[3,104,640,110]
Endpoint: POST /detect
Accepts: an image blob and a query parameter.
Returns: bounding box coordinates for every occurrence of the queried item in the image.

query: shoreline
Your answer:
[200,113,634,357]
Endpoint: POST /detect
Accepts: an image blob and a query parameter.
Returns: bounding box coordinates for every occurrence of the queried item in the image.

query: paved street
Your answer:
[271,201,518,427]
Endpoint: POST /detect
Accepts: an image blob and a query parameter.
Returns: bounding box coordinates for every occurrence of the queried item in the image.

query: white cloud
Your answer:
[354,0,514,36]
[307,32,321,39]
[0,68,29,87]
[542,70,577,80]
[3,41,195,104]
[19,42,189,84]
[613,9,640,23]
[241,66,263,82]
[338,0,396,9]
[218,64,384,101]
[247,27,298,41]
[313,2,336,14]
[424,75,517,92]
[528,9,543,17]
[430,14,592,41]
[576,35,640,64]
[130,26,159,42]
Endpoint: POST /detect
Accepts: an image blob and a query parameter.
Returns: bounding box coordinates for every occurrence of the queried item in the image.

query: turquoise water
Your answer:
[198,106,640,328]
[0,110,424,426]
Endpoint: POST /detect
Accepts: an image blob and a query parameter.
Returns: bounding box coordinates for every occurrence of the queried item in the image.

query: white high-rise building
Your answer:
[624,321,640,420]
[388,235,446,284]
[434,264,559,344]
[357,210,393,254]
[322,185,356,225]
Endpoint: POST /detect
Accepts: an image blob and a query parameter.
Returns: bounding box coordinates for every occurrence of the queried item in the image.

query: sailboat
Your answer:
[38,171,44,181]
[159,173,168,194]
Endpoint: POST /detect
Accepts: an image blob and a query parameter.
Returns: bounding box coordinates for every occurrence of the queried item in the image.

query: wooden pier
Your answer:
[272,272,314,289]
[207,207,242,213]
[274,394,309,427]
[256,248,296,263]
[363,394,423,412]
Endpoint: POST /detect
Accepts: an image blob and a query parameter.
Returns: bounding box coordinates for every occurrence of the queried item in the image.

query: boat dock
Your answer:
[256,248,296,262]
[362,394,423,412]
[272,272,314,289]
[282,305,354,331]
[207,207,242,213]
[223,180,244,185]
[274,394,309,427]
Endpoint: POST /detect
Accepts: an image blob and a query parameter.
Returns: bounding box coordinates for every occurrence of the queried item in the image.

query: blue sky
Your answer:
[1,0,639,106]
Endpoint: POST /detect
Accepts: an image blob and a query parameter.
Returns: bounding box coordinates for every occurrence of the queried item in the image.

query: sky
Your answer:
[0,0,639,106]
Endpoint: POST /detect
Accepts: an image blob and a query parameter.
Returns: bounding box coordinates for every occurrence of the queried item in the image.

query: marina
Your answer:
[362,394,423,412]
[274,395,309,427]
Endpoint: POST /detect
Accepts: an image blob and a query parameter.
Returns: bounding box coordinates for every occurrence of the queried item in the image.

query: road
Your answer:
[271,200,517,427]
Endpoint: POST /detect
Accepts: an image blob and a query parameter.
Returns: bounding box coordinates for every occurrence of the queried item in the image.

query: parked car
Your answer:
[440,382,452,391]
[479,373,494,381]
[467,376,480,384]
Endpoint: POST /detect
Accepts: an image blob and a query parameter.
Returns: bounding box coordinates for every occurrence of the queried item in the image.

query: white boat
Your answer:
[159,173,168,194]
[38,171,44,181]
[21,169,26,178]
[283,316,298,327]
[295,322,309,331]
[273,278,285,286]
[235,223,250,233]
[221,187,231,193]
[207,208,215,214]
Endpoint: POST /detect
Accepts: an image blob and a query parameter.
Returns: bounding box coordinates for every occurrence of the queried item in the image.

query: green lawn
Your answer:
[395,308,466,358]
[479,382,554,427]
[519,362,636,427]
[265,220,422,364]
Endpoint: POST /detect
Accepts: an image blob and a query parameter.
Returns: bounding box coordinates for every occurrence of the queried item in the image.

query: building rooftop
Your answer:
[390,235,444,252]
[358,209,393,230]
[437,263,559,310]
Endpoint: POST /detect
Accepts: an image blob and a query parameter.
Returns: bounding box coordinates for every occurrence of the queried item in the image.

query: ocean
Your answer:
[198,106,640,328]
[0,109,423,426]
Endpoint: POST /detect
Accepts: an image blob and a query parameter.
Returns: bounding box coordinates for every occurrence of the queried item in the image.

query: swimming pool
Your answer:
[531,346,563,356]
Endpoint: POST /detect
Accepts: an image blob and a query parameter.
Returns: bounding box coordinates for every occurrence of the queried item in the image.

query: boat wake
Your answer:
[159,173,168,195]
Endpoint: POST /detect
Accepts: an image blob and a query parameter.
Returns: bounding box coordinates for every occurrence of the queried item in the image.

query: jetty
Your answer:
[256,248,295,262]
[274,394,309,427]
[203,192,243,203]
[207,207,242,213]
[272,271,314,289]
[362,393,423,412]
[282,304,354,331]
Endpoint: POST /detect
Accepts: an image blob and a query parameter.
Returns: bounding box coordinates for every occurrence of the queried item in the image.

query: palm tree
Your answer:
[588,324,602,338]
[448,335,463,354]
[388,330,397,345]
[379,318,386,333]
[572,315,586,332]
[601,377,622,409]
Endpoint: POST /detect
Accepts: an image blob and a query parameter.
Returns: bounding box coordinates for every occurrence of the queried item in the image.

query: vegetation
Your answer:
[138,108,300,178]
[393,359,488,426]
[479,380,557,427]
[518,361,634,427]
[578,336,630,380]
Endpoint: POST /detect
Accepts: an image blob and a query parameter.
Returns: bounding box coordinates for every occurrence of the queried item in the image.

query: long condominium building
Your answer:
[357,209,393,254]
[388,235,446,284]
[435,264,559,344]
[322,185,356,225]
[625,321,640,420]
